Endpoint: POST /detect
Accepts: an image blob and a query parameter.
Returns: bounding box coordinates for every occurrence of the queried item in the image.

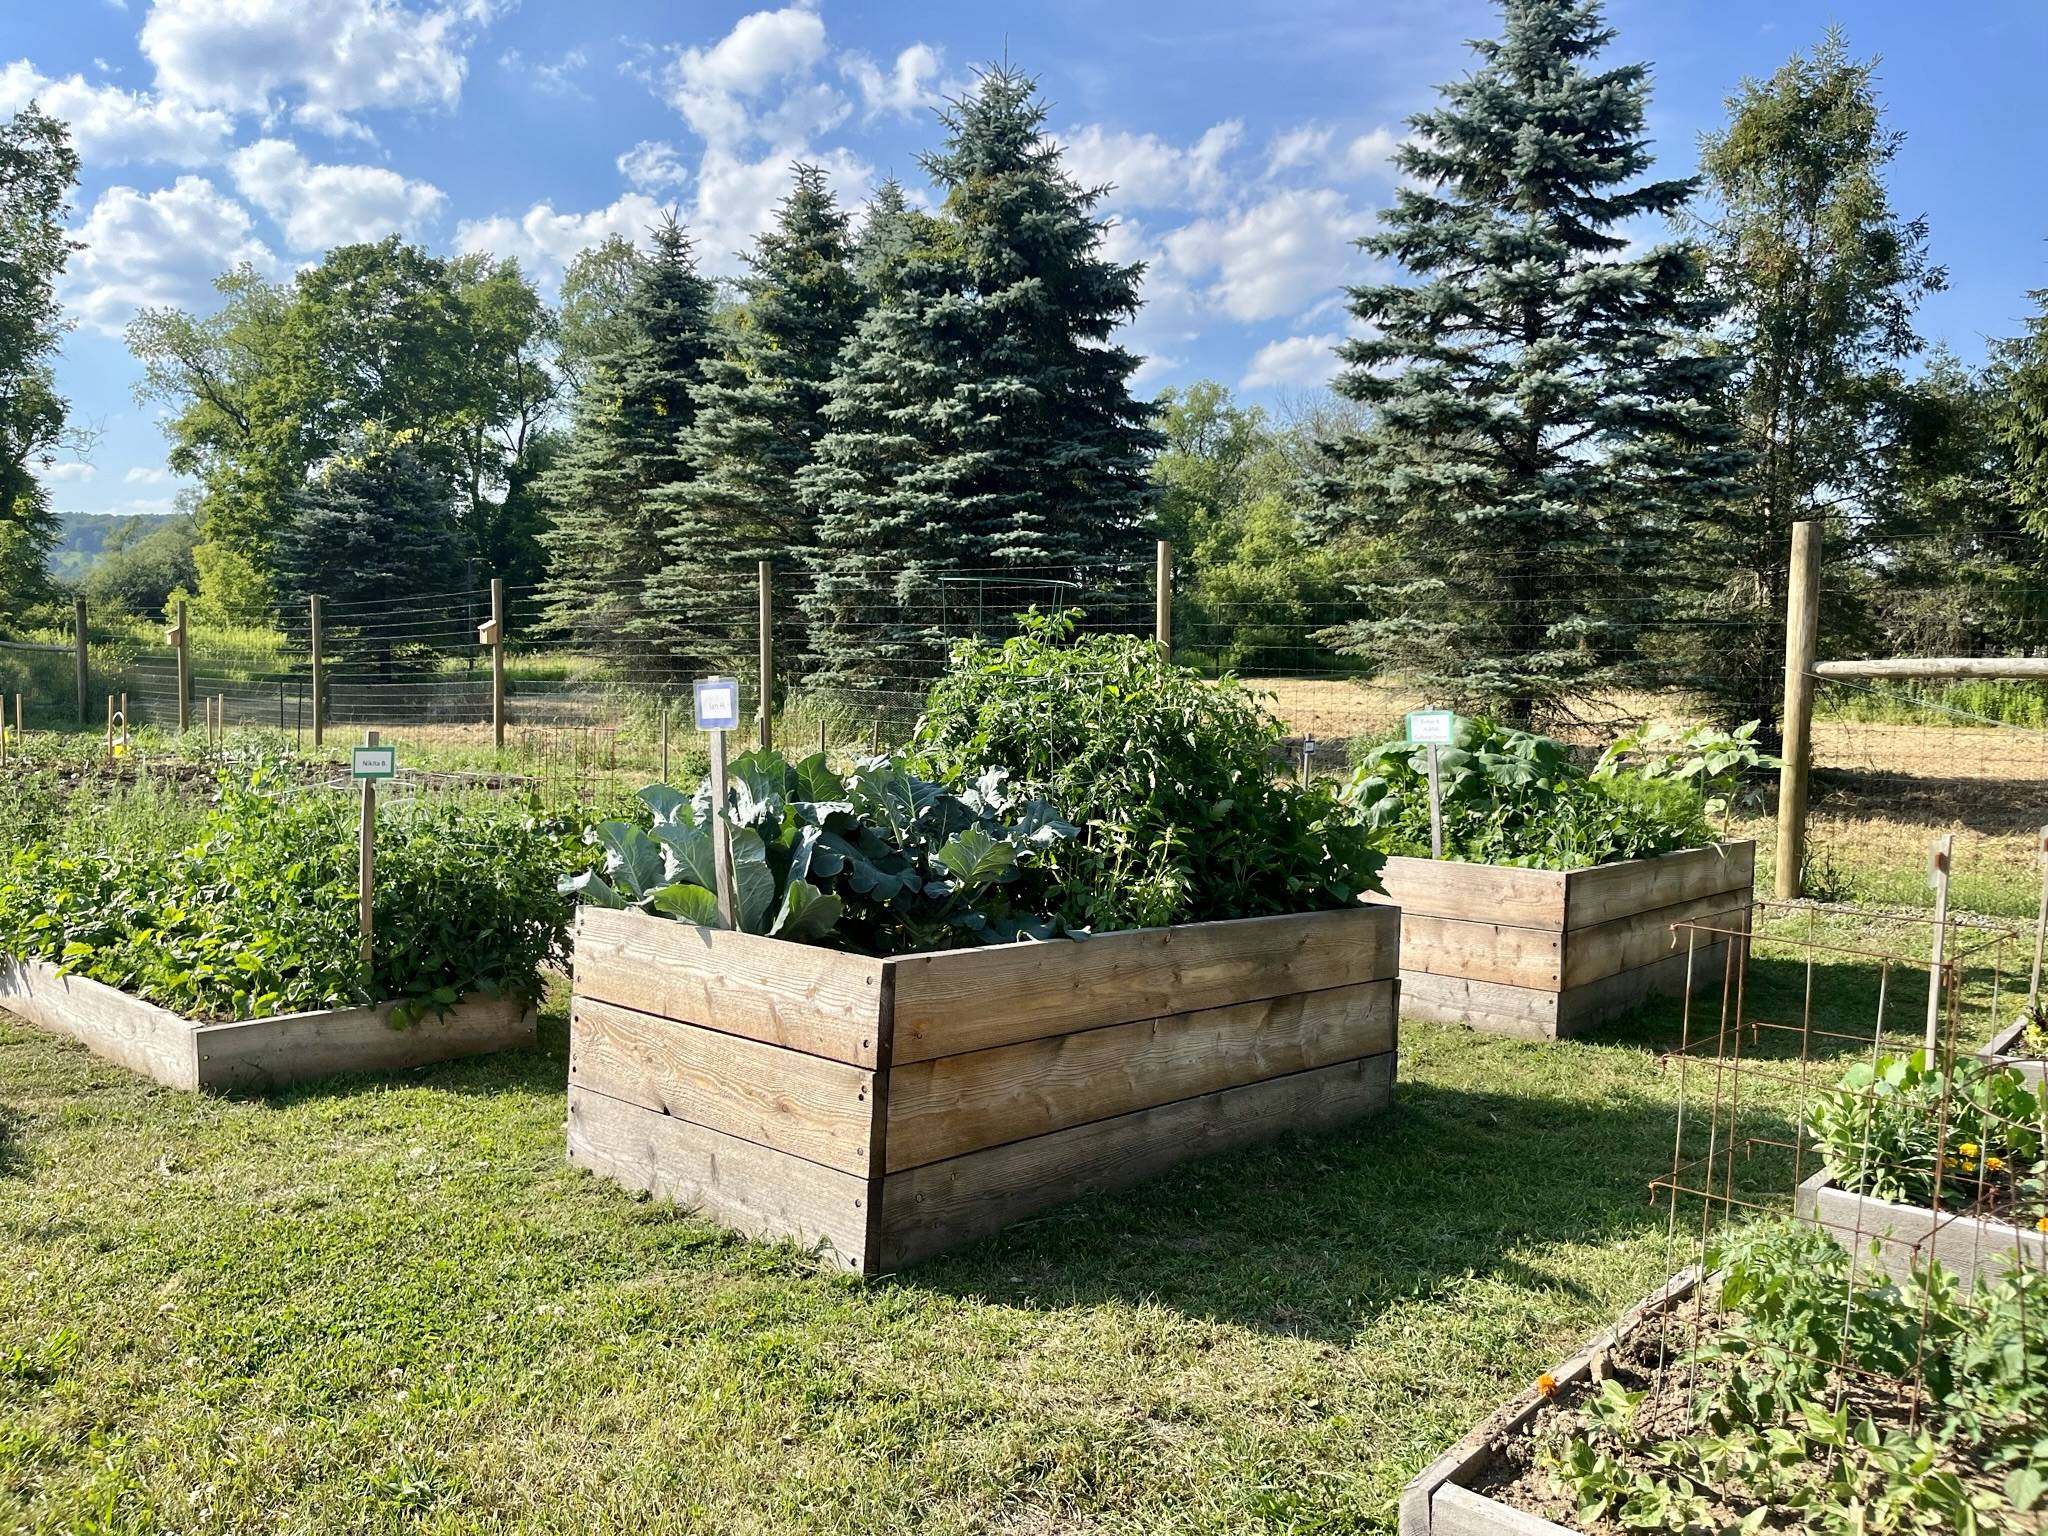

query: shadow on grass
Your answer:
[234,1006,574,1109]
[896,1071,1799,1345]
[0,1100,25,1177]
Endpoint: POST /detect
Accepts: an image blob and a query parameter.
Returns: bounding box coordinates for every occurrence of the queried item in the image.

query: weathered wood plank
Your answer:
[876,1053,1395,1269]
[887,906,1399,1063]
[1397,971,1560,1039]
[1430,1485,1576,1536]
[567,1084,872,1272]
[1561,891,1752,989]
[1398,914,1561,990]
[1562,841,1754,931]
[1368,858,1565,928]
[569,995,876,1175]
[886,979,1397,1171]
[1796,1170,2048,1291]
[195,993,534,1091]
[0,956,200,1089]
[1554,927,1740,1036]
[573,907,886,1067]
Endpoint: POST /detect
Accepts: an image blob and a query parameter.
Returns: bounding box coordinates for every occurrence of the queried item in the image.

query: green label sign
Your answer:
[1405,710,1455,746]
[352,746,396,780]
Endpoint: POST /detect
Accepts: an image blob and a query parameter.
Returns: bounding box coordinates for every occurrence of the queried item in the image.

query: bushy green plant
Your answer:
[1592,719,1780,826]
[1341,717,1715,870]
[566,749,1077,955]
[1536,1218,2046,1533]
[0,757,578,1021]
[912,611,1384,929]
[1807,1051,2048,1221]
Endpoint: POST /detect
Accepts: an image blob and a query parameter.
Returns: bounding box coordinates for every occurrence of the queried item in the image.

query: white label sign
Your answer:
[694,676,740,732]
[352,746,396,779]
[1406,710,1455,746]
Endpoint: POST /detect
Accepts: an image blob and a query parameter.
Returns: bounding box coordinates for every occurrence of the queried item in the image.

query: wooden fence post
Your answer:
[309,594,325,749]
[1927,832,1954,1057]
[360,729,379,969]
[73,596,89,724]
[170,598,190,734]
[1774,520,1822,900]
[1155,540,1173,657]
[482,577,506,750]
[758,561,774,752]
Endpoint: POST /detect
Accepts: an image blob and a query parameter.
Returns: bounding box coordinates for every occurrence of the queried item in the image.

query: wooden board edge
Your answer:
[1369,856,1568,927]
[1559,894,1752,991]
[1561,841,1757,931]
[193,993,537,1092]
[1396,970,1561,1040]
[0,953,203,1090]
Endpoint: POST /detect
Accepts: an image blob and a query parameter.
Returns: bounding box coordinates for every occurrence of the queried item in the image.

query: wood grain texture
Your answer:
[570,995,876,1175]
[0,956,200,1089]
[1399,914,1562,990]
[1368,858,1565,928]
[195,994,534,1091]
[567,1085,872,1272]
[1562,841,1754,930]
[1554,931,1739,1036]
[1560,891,1753,989]
[1396,971,1560,1039]
[573,906,886,1066]
[886,979,1397,1171]
[876,1053,1395,1270]
[886,906,1399,1063]
[1429,1485,1577,1536]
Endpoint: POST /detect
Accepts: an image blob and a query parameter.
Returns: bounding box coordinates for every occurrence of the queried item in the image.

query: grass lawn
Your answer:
[0,915,1984,1536]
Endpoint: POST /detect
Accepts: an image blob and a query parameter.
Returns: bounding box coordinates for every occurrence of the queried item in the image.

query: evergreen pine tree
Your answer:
[1323,0,1743,726]
[537,217,716,664]
[647,167,864,675]
[800,69,1158,694]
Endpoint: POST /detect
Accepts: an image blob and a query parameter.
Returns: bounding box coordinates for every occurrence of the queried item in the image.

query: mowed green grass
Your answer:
[0,933,1980,1536]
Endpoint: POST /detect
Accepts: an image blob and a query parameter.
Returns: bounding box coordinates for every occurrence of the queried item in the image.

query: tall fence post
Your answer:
[1155,540,1173,658]
[73,596,88,724]
[309,594,325,748]
[758,561,774,752]
[482,577,506,750]
[359,729,378,969]
[1774,520,1822,900]
[169,598,190,734]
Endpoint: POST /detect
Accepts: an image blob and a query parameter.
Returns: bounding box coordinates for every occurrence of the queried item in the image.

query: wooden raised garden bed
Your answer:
[1366,841,1755,1039]
[565,902,1401,1274]
[0,955,535,1092]
[1398,1269,1701,1536]
[1984,1016,2046,1084]
[1794,1167,2047,1291]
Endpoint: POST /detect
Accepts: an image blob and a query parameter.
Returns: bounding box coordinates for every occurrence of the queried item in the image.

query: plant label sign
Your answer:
[1406,710,1456,746]
[694,676,741,734]
[351,746,396,780]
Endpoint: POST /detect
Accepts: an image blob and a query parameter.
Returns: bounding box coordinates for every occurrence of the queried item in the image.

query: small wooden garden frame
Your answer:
[565,903,1401,1275]
[0,956,535,1092]
[1397,1269,1701,1536]
[1794,1168,2047,1291]
[1366,841,1755,1039]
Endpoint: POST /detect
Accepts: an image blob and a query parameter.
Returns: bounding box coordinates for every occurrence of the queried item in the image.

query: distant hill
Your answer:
[48,512,172,581]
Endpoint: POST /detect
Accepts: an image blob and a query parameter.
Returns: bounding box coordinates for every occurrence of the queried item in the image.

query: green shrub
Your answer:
[911,612,1384,930]
[1341,717,1716,869]
[0,757,578,1021]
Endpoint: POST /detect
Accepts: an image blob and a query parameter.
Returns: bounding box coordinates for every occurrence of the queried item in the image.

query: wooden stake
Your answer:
[360,729,379,969]
[169,598,190,733]
[309,594,325,748]
[118,692,127,750]
[1926,832,1954,1058]
[2029,826,2048,1009]
[659,699,670,784]
[758,560,774,753]
[1775,520,1822,899]
[708,727,735,929]
[106,694,115,753]
[1155,539,1173,657]
[11,693,19,747]
[73,596,88,724]
[487,577,506,750]
[1425,743,1444,860]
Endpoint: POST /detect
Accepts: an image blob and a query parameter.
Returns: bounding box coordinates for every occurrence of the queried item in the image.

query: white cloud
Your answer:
[689,145,871,276]
[229,138,445,249]
[617,139,689,194]
[500,46,588,98]
[125,466,171,484]
[454,193,668,281]
[1240,333,1343,390]
[35,461,97,484]
[66,176,278,334]
[661,6,841,149]
[1163,188,1365,322]
[1345,127,1403,177]
[0,59,233,164]
[141,0,505,139]
[1059,121,1243,210]
[1266,125,1334,177]
[840,43,944,121]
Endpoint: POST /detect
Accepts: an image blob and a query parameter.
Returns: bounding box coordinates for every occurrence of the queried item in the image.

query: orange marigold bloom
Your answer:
[1537,1373,1558,1399]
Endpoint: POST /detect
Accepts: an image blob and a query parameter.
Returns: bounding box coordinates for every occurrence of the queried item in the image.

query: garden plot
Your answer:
[1369,841,1754,1039]
[567,902,1400,1274]
[0,955,532,1092]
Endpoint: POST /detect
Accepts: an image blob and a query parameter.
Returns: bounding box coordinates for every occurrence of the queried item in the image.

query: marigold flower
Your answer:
[1987,1156,2006,1174]
[2036,1216,2048,1233]
[1536,1373,1558,1399]
[1959,1142,1981,1159]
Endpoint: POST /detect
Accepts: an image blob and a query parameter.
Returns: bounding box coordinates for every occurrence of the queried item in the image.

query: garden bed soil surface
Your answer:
[1795,1167,2048,1291]
[0,955,535,1091]
[566,903,1401,1274]
[1368,841,1754,1041]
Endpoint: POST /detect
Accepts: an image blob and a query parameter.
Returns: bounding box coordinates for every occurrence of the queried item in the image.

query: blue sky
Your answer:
[6,0,2046,524]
